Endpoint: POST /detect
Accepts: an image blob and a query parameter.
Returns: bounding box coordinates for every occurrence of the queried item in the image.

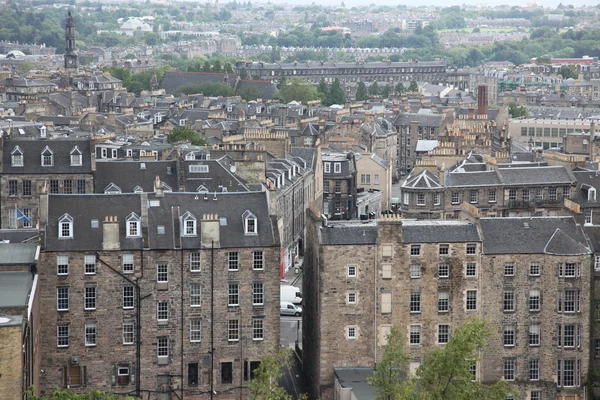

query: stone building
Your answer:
[37,191,280,399]
[303,210,592,400]
[393,113,446,174]
[322,150,357,220]
[355,152,393,210]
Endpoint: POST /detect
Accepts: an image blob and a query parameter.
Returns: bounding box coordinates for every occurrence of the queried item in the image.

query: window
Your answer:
[181,212,197,236]
[503,291,514,312]
[531,391,541,400]
[77,179,86,194]
[123,286,134,309]
[347,290,358,304]
[410,291,421,313]
[253,318,264,340]
[335,182,341,193]
[50,180,59,194]
[536,188,543,201]
[8,180,17,195]
[190,284,201,307]
[57,287,69,311]
[84,255,96,275]
[549,187,557,201]
[221,362,233,384]
[375,175,379,184]
[417,193,426,206]
[190,252,201,272]
[469,363,477,381]
[58,214,73,239]
[529,289,541,311]
[126,213,141,237]
[360,174,370,184]
[438,263,449,278]
[189,165,209,173]
[503,325,515,347]
[22,180,31,196]
[348,264,357,277]
[324,162,331,173]
[117,366,130,386]
[508,189,517,201]
[451,191,460,204]
[188,363,199,386]
[559,359,576,387]
[57,325,69,347]
[253,283,264,305]
[252,251,265,270]
[488,189,496,203]
[11,146,23,167]
[122,254,134,273]
[84,287,96,310]
[466,244,476,255]
[585,210,592,225]
[157,263,168,283]
[70,146,82,166]
[596,256,600,271]
[564,263,577,277]
[530,263,540,276]
[410,264,421,278]
[347,326,357,339]
[228,284,239,306]
[57,255,69,275]
[410,245,420,257]
[334,162,341,173]
[563,324,576,347]
[123,322,134,345]
[228,252,239,271]
[433,193,441,205]
[529,324,540,346]
[190,320,202,342]
[466,263,477,277]
[504,263,514,276]
[410,325,421,345]
[85,323,97,346]
[157,301,168,322]
[439,244,449,256]
[466,290,477,311]
[228,319,239,341]
[469,190,478,204]
[438,324,450,344]
[21,208,32,228]
[438,292,449,312]
[564,187,571,199]
[157,337,169,357]
[503,358,515,380]
[403,193,410,205]
[63,180,73,194]
[563,290,579,313]
[41,146,53,166]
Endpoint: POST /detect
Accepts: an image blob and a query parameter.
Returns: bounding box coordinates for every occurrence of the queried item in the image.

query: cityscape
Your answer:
[1,0,600,399]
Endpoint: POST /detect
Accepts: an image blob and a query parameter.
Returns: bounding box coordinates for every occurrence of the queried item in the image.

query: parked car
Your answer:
[280,301,302,316]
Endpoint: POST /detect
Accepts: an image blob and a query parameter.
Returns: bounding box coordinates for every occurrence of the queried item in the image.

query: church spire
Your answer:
[64,11,78,70]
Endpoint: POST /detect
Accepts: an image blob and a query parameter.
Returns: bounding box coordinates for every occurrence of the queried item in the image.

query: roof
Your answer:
[415,140,438,152]
[446,170,502,187]
[94,160,179,194]
[334,368,377,400]
[0,315,24,328]
[0,272,33,308]
[0,243,38,264]
[480,217,590,255]
[497,166,575,186]
[402,220,481,243]
[0,229,38,243]
[402,170,441,189]
[321,224,378,245]
[393,113,444,128]
[2,138,92,174]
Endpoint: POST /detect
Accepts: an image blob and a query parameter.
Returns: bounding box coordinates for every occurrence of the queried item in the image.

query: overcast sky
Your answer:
[259,0,591,9]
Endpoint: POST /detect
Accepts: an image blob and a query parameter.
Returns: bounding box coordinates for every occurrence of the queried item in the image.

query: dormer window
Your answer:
[126,213,141,238]
[111,149,118,159]
[11,146,23,167]
[126,149,133,158]
[101,148,107,159]
[242,210,257,235]
[185,152,196,160]
[181,211,197,236]
[197,185,208,193]
[589,188,596,202]
[133,186,143,193]
[104,183,122,194]
[162,183,172,193]
[70,146,82,166]
[41,146,54,167]
[58,214,73,239]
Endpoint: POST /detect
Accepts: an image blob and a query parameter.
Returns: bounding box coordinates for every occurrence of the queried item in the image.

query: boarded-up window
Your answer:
[409,361,420,377]
[382,245,393,258]
[379,325,392,346]
[381,293,392,314]
[382,264,392,279]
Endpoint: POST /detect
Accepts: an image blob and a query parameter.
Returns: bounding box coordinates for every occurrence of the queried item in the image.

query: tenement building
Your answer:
[37,190,280,399]
[303,210,592,400]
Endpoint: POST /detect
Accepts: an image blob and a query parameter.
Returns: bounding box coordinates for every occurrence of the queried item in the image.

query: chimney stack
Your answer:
[201,214,220,248]
[590,121,596,161]
[154,176,163,197]
[102,216,120,250]
[477,85,488,118]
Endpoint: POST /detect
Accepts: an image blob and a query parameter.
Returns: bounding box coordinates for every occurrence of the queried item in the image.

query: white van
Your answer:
[280,302,302,316]
[280,285,302,304]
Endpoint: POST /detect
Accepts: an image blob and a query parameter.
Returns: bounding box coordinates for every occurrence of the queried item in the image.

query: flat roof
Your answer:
[0,272,32,308]
[335,368,377,400]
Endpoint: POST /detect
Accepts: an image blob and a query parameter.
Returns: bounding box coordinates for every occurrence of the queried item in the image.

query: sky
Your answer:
[256,0,594,8]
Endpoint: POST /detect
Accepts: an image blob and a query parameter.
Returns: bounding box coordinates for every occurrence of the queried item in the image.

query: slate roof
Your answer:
[0,272,33,308]
[159,72,237,95]
[497,166,575,186]
[402,170,441,189]
[2,138,93,174]
[44,191,277,251]
[0,229,38,243]
[321,224,378,245]
[289,147,316,170]
[183,158,250,193]
[402,220,481,243]
[393,113,444,127]
[572,170,600,207]
[480,217,590,255]
[94,160,179,193]
[0,243,38,265]
[446,170,501,187]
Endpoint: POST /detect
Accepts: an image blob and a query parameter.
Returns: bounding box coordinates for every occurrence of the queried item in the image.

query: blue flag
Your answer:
[16,209,31,223]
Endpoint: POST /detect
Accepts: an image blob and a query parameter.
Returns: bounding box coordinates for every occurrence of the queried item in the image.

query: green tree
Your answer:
[26,386,135,400]
[394,82,405,95]
[174,82,235,97]
[317,78,329,98]
[248,348,293,400]
[277,75,287,89]
[237,85,263,101]
[326,77,345,106]
[408,81,419,92]
[277,78,320,103]
[224,62,234,73]
[212,60,222,72]
[559,66,578,79]
[168,126,207,146]
[356,81,367,101]
[202,60,212,72]
[381,84,391,98]
[239,68,249,79]
[508,102,529,118]
[370,318,513,400]
[368,81,379,96]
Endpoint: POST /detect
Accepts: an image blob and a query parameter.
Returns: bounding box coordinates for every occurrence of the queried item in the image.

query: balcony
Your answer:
[507,198,564,208]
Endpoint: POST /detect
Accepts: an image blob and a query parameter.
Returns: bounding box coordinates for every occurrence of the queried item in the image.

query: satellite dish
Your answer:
[230,165,237,174]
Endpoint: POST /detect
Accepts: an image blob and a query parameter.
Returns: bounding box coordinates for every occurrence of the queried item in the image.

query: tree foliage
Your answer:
[25,387,135,400]
[236,85,263,101]
[102,66,170,95]
[325,78,345,106]
[277,78,320,104]
[356,81,367,101]
[408,81,419,92]
[368,82,379,96]
[508,101,528,118]
[168,126,207,146]
[174,82,234,97]
[369,318,513,400]
[248,348,293,400]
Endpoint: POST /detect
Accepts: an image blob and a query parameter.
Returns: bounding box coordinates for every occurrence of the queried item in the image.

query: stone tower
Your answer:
[64,11,78,70]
